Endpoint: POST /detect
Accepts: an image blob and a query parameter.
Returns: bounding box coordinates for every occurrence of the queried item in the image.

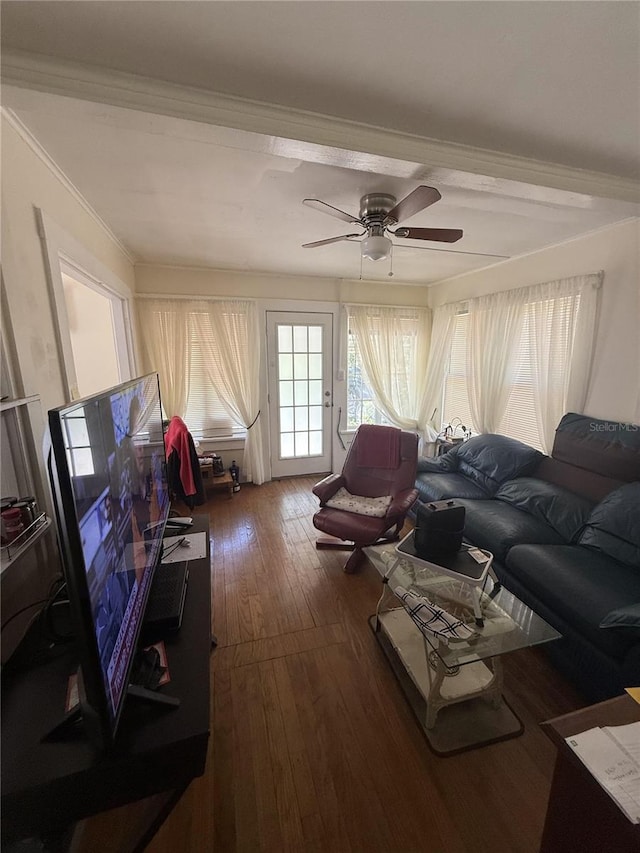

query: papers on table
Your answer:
[565,722,640,823]
[626,687,640,705]
[161,532,208,563]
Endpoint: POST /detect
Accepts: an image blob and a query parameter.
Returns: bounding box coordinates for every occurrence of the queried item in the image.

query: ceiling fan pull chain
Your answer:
[389,244,394,278]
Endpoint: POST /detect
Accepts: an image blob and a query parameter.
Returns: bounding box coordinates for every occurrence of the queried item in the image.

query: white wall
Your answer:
[134,264,430,307]
[1,115,136,416]
[1,114,137,648]
[428,219,640,423]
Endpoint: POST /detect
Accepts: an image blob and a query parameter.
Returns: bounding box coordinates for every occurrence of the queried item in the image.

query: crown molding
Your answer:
[2,105,136,264]
[3,48,639,204]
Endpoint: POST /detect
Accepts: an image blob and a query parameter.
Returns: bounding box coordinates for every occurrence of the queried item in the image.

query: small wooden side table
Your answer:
[199,460,234,499]
[540,694,640,852]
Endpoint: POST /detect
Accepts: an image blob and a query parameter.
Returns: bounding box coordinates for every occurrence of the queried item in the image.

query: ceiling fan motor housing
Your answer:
[359,193,398,226]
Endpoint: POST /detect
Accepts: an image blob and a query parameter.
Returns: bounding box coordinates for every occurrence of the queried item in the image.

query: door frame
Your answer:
[258,299,341,482]
[266,310,333,478]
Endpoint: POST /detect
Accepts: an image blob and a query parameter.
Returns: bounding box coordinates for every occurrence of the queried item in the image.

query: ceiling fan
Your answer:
[301,186,463,261]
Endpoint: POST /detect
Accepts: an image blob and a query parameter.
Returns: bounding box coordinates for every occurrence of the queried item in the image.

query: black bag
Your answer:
[414,499,465,560]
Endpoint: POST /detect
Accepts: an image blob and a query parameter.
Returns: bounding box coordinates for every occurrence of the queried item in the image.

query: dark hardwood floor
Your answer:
[77,477,586,853]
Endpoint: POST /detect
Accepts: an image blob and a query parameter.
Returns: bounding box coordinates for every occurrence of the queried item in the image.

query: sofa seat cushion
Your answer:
[579,482,640,568]
[506,544,640,661]
[456,499,564,562]
[495,477,594,542]
[600,603,640,634]
[415,473,489,503]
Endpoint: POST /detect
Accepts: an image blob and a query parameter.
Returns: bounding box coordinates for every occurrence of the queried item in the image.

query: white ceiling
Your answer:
[2,1,639,286]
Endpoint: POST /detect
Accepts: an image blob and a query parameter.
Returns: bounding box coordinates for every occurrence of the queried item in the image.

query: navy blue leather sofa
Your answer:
[414,414,640,702]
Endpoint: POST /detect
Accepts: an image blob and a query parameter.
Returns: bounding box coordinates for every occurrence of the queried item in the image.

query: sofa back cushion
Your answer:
[496,477,595,542]
[553,413,640,482]
[532,456,622,503]
[454,434,543,496]
[579,482,640,568]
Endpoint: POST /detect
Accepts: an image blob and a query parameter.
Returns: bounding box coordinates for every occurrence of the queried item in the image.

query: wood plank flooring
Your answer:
[77,477,586,853]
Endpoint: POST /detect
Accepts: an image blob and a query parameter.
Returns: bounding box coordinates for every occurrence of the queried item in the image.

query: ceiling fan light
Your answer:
[361,234,392,261]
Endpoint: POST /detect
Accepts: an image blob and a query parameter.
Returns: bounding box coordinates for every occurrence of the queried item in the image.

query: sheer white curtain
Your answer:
[467,289,525,433]
[192,300,265,485]
[348,304,431,433]
[418,302,459,438]
[136,298,190,418]
[528,274,602,452]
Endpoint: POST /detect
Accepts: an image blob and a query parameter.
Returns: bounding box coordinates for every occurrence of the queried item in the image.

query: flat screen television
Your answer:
[47,373,170,750]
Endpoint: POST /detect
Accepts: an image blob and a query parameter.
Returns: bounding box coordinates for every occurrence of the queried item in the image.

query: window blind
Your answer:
[498,308,543,451]
[442,312,475,434]
[183,310,247,439]
[442,292,582,452]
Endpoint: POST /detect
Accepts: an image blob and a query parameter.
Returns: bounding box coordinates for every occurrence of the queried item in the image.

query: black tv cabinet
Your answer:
[1,515,212,852]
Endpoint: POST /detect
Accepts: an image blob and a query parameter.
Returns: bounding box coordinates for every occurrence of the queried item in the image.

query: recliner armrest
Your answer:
[312,473,346,504]
[387,488,420,518]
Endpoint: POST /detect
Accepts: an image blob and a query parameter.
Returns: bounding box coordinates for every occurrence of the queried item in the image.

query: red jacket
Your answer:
[164,416,197,496]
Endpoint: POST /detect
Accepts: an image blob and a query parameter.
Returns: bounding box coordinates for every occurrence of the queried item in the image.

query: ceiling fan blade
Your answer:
[394,227,463,243]
[302,198,362,225]
[302,233,362,248]
[386,186,442,223]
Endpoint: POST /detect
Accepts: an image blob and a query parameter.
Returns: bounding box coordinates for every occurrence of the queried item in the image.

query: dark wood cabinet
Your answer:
[1,515,212,851]
[540,694,640,853]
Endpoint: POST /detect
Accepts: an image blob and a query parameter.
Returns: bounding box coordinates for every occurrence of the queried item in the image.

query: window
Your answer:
[346,306,429,431]
[498,309,543,450]
[275,323,324,459]
[346,330,389,429]
[442,310,475,436]
[183,310,247,439]
[62,409,95,476]
[137,298,254,442]
[442,307,544,450]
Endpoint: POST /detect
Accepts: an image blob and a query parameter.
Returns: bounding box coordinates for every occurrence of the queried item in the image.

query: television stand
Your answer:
[42,683,181,744]
[127,683,180,707]
[2,515,212,853]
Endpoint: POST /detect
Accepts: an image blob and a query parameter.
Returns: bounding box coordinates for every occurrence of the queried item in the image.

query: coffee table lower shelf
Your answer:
[369,609,523,756]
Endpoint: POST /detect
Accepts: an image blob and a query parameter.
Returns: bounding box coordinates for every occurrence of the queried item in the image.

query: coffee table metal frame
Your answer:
[395,529,498,626]
[365,542,561,753]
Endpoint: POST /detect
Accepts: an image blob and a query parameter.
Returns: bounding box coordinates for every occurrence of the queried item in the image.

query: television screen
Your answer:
[48,373,170,748]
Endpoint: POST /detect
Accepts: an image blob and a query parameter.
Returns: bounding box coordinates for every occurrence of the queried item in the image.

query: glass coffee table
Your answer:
[364,541,561,755]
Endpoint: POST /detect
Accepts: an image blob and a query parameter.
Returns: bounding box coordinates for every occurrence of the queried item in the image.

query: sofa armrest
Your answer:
[417,448,459,474]
[312,473,345,504]
[387,488,420,519]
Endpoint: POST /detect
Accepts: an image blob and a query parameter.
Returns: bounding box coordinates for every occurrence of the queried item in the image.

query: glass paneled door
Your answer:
[267,312,333,477]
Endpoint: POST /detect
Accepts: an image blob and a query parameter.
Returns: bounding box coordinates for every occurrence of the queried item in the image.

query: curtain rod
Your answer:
[344,301,431,311]
[136,292,256,303]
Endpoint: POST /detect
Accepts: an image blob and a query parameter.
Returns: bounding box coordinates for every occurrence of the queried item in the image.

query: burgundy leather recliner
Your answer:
[312,424,419,573]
